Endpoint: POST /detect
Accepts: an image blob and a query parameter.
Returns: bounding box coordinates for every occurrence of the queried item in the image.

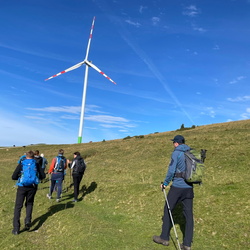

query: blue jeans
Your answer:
[49,172,64,199]
[160,186,194,247]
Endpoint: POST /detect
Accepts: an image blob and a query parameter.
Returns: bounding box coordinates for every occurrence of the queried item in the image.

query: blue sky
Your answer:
[1,0,250,146]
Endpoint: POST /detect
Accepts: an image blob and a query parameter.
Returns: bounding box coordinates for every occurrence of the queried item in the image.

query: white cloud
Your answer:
[229,76,246,84]
[152,17,160,26]
[191,23,206,32]
[125,20,141,28]
[85,114,129,124]
[201,107,215,118]
[139,5,147,13]
[183,5,200,17]
[227,96,250,102]
[27,106,81,114]
[213,44,220,50]
[240,108,250,119]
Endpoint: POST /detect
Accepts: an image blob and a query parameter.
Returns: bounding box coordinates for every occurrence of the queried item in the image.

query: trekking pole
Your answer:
[161,183,182,250]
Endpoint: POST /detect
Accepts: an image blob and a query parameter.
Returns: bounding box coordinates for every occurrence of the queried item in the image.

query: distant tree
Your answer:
[123,136,132,140]
[180,124,185,130]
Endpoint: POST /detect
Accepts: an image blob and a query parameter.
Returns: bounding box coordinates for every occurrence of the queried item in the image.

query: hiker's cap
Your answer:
[171,135,185,144]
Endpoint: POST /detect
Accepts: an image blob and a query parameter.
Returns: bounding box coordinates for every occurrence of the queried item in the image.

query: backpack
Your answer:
[73,158,86,174]
[176,149,206,184]
[17,159,39,186]
[54,156,66,173]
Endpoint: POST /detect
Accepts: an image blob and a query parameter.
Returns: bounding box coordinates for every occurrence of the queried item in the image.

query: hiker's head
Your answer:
[58,149,64,155]
[41,153,44,157]
[73,152,80,158]
[34,150,39,155]
[171,135,185,145]
[26,151,34,159]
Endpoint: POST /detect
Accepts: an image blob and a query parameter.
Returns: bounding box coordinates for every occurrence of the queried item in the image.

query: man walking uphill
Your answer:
[153,135,194,250]
[12,150,45,235]
[47,149,67,202]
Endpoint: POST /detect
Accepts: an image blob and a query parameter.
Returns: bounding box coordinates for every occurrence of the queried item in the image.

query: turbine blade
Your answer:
[45,61,85,81]
[85,16,96,60]
[86,60,117,85]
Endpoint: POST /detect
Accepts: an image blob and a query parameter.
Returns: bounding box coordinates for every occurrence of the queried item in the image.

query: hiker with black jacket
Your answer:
[69,152,86,202]
[12,150,45,235]
[153,135,194,250]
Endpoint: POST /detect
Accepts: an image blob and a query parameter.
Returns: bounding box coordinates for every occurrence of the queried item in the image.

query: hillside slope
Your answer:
[0,119,249,249]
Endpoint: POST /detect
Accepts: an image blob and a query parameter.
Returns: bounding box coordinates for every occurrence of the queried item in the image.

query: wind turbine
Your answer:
[45,16,117,143]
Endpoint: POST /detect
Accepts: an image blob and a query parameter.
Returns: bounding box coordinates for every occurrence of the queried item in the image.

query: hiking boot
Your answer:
[47,194,52,199]
[12,229,19,235]
[153,235,169,246]
[181,244,191,250]
[25,223,31,230]
[72,199,78,202]
[56,198,60,202]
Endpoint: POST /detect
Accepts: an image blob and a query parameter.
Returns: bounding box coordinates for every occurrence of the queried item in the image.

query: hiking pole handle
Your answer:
[161,182,165,191]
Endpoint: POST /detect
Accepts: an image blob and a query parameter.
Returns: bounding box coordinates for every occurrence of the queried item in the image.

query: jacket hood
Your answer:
[175,144,190,152]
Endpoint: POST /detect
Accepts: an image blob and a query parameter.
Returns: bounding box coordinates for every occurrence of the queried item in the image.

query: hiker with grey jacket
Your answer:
[69,152,86,202]
[153,135,194,250]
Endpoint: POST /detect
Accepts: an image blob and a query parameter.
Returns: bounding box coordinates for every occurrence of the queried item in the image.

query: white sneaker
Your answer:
[56,199,60,202]
[47,194,52,199]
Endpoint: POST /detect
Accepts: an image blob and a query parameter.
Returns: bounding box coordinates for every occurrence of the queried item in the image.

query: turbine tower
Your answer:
[45,17,117,143]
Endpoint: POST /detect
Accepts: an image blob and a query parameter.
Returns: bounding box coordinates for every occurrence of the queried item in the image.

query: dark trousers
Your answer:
[13,186,37,230]
[72,174,83,200]
[160,186,194,247]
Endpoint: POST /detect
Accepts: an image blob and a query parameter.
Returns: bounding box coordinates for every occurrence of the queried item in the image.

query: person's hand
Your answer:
[161,183,165,190]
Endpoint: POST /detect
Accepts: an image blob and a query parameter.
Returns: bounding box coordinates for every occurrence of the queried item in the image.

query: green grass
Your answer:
[0,120,250,249]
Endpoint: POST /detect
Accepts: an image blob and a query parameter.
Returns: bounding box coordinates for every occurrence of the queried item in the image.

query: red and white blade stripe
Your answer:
[86,60,116,85]
[85,16,95,60]
[45,61,85,81]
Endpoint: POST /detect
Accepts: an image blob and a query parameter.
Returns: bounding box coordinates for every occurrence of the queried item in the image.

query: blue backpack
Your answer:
[17,159,39,186]
[54,156,66,173]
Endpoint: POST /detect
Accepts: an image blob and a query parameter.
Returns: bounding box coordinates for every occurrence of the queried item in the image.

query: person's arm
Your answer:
[12,164,22,180]
[64,158,69,170]
[163,151,179,186]
[48,158,56,174]
[70,159,76,169]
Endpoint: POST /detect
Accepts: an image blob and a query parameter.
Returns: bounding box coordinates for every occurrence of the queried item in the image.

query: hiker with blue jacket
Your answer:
[12,150,45,235]
[153,135,194,250]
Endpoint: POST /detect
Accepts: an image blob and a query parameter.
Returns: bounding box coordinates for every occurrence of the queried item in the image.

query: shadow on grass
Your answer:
[61,181,97,202]
[169,203,186,248]
[30,203,75,231]
[80,181,97,199]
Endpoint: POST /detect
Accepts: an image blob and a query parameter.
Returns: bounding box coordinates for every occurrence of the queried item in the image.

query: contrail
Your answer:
[120,32,195,124]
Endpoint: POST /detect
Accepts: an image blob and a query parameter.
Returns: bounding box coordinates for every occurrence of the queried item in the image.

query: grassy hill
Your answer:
[0,120,249,249]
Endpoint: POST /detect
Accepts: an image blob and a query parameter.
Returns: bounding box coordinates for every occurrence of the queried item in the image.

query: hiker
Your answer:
[34,150,43,169]
[47,149,67,202]
[40,153,48,183]
[12,150,45,235]
[153,135,194,250]
[40,153,48,172]
[69,152,86,202]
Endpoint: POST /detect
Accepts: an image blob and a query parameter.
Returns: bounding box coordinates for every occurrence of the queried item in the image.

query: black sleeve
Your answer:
[12,164,22,180]
[37,163,46,180]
